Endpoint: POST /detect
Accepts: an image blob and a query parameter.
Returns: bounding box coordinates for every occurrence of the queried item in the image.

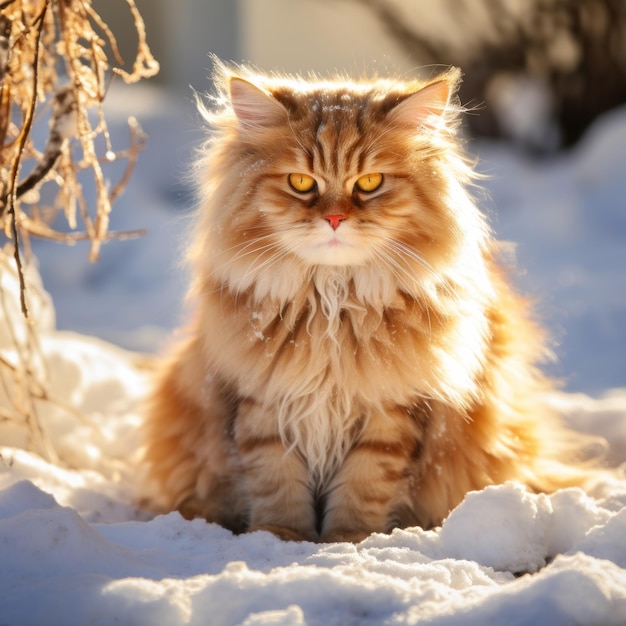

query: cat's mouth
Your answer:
[296,230,370,266]
[324,234,348,248]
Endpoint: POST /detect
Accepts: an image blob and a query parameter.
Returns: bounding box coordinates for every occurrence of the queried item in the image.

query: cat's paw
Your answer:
[322,529,371,543]
[250,523,316,542]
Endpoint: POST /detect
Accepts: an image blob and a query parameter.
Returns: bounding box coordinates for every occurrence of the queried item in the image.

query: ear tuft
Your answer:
[229,77,287,129]
[390,77,456,130]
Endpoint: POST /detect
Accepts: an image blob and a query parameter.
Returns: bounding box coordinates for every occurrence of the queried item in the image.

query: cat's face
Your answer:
[202,68,478,285]
[236,94,410,268]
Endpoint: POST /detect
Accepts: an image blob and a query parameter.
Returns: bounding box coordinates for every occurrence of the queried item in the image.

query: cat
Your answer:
[141,61,604,543]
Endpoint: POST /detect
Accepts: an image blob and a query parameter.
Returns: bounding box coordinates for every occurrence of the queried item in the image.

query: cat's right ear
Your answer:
[388,79,453,131]
[229,78,287,129]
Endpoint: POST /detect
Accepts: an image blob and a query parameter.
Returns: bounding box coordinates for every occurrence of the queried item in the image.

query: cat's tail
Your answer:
[522,406,623,498]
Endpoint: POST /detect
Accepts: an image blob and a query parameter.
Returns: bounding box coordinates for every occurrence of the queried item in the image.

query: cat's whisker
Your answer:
[236,239,304,285]
[370,246,413,284]
[243,249,290,280]
[211,231,294,280]
[373,247,434,337]
[385,239,444,283]
[225,241,283,270]
[381,232,433,263]
[378,240,433,282]
[214,231,279,262]
[371,247,430,303]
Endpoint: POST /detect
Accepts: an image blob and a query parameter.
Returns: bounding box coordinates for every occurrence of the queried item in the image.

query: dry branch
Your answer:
[0,0,159,461]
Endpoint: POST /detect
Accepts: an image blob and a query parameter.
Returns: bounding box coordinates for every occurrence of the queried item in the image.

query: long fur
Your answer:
[141,62,605,542]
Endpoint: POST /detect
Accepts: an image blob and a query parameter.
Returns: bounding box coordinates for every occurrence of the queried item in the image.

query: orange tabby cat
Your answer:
[141,62,601,542]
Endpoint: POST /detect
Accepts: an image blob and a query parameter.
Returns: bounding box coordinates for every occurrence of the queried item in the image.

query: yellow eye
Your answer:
[355,173,383,193]
[288,173,317,193]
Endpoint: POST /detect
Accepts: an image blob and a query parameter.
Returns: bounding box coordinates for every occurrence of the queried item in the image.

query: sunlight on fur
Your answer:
[141,60,607,543]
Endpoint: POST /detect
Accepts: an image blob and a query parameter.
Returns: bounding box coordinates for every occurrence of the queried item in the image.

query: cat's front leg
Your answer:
[321,406,422,543]
[234,398,317,542]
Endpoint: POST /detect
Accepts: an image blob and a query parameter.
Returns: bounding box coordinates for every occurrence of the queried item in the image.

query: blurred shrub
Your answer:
[0,0,157,460]
[351,0,626,152]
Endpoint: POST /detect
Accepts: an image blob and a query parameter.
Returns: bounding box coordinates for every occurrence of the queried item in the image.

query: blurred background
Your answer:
[31,0,626,393]
[96,0,626,152]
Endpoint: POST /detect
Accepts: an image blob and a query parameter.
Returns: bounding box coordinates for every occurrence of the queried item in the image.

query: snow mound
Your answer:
[1,477,626,625]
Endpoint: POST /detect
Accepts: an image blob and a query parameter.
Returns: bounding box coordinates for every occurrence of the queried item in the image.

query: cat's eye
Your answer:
[288,173,317,193]
[354,173,383,193]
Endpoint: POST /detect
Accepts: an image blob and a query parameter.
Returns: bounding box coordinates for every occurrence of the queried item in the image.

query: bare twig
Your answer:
[0,0,159,463]
[14,85,76,200]
[19,211,146,242]
[84,2,124,67]
[4,2,47,317]
[109,116,146,205]
[113,0,159,84]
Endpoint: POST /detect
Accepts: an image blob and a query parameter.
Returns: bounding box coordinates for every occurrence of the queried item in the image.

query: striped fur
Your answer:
[141,62,604,542]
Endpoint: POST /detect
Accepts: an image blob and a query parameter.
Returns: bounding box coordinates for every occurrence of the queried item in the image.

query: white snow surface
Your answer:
[1,86,625,625]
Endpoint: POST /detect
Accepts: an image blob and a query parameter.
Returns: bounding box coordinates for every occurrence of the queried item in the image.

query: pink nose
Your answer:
[324,214,348,230]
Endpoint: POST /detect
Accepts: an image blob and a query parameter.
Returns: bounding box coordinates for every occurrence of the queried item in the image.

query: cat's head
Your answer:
[195,63,487,294]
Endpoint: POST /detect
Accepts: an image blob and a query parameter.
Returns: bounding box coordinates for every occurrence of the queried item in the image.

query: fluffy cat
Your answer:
[141,62,602,542]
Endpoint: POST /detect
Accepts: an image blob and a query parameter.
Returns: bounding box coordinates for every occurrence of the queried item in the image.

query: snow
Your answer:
[0,85,625,624]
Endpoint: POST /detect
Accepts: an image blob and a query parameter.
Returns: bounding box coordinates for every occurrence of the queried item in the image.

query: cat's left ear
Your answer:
[229,77,288,129]
[389,75,457,130]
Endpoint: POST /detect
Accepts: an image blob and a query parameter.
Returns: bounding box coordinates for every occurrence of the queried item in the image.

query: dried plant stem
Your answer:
[14,86,75,201]
[4,3,47,318]
[0,0,159,463]
[0,254,58,463]
[109,116,145,205]
[114,0,159,84]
